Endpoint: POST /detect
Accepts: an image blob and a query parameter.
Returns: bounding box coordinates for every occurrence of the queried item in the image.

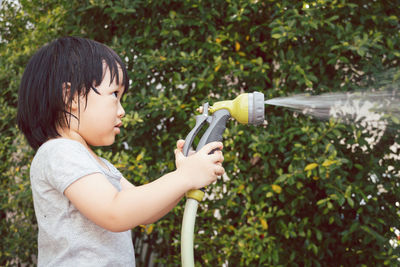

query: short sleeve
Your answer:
[32,139,103,194]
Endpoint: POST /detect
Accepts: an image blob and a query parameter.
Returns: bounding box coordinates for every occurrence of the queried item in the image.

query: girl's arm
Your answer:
[120,177,135,190]
[119,140,195,225]
[64,141,224,232]
[120,176,183,225]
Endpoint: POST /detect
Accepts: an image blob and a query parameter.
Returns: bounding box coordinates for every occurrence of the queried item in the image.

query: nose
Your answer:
[117,101,125,118]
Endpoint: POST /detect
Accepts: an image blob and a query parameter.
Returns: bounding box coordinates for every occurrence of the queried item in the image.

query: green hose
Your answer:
[181,198,199,267]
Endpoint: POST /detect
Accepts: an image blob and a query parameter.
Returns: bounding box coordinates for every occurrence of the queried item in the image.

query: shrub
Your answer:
[1,0,399,265]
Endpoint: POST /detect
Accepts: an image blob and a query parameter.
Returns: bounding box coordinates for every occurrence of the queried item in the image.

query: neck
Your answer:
[57,128,110,170]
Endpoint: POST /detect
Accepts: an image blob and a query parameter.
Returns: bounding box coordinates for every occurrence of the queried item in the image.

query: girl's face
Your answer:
[72,65,125,147]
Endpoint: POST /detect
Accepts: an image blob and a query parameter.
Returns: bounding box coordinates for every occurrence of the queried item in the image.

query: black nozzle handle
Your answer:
[196,109,231,152]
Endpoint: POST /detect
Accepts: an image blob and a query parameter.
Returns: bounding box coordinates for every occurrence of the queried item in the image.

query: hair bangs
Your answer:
[94,46,129,96]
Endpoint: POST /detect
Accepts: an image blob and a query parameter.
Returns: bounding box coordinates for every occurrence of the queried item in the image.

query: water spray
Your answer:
[265,90,400,126]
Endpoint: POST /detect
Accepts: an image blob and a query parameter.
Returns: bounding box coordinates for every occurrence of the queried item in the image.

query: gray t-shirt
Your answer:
[30,138,135,266]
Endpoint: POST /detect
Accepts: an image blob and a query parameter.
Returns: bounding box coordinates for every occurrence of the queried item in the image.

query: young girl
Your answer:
[17,36,224,266]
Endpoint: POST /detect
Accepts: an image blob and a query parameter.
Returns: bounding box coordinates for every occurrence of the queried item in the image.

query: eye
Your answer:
[112,91,119,98]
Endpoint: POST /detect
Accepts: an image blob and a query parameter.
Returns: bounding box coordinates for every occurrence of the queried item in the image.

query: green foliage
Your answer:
[1,0,400,266]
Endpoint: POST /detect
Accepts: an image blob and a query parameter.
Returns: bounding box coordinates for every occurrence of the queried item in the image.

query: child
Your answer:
[17,36,224,266]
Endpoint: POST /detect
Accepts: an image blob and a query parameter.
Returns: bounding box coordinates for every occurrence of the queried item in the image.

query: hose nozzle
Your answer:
[209,92,264,125]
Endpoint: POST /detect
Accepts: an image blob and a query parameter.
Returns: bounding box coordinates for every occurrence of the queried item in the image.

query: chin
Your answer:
[91,137,116,147]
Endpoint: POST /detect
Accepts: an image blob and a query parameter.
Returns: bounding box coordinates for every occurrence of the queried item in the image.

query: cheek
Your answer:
[79,96,118,126]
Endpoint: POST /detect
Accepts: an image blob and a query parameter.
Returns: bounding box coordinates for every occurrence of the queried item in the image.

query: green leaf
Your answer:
[347,197,354,208]
[304,163,318,171]
[271,33,282,39]
[361,226,387,243]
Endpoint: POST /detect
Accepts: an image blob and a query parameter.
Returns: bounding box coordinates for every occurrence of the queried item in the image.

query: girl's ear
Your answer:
[62,82,79,111]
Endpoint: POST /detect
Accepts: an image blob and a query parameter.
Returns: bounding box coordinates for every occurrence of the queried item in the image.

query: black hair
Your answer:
[17,36,129,150]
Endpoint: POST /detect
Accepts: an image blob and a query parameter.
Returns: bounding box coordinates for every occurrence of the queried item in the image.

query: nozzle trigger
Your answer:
[182,103,210,157]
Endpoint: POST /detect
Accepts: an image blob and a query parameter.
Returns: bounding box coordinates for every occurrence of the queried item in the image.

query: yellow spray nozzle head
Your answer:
[209,94,250,124]
[209,92,264,125]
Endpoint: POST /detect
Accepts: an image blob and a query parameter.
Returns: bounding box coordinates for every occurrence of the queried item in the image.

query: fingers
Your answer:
[188,148,196,156]
[177,140,223,155]
[174,146,185,162]
[176,139,196,156]
[175,139,186,159]
[176,139,185,149]
[210,150,224,163]
[200,141,223,155]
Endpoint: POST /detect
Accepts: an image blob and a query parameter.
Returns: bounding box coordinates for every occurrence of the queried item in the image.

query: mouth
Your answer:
[114,122,122,133]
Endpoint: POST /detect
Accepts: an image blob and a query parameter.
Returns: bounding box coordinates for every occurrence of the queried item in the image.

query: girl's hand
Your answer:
[174,139,225,190]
